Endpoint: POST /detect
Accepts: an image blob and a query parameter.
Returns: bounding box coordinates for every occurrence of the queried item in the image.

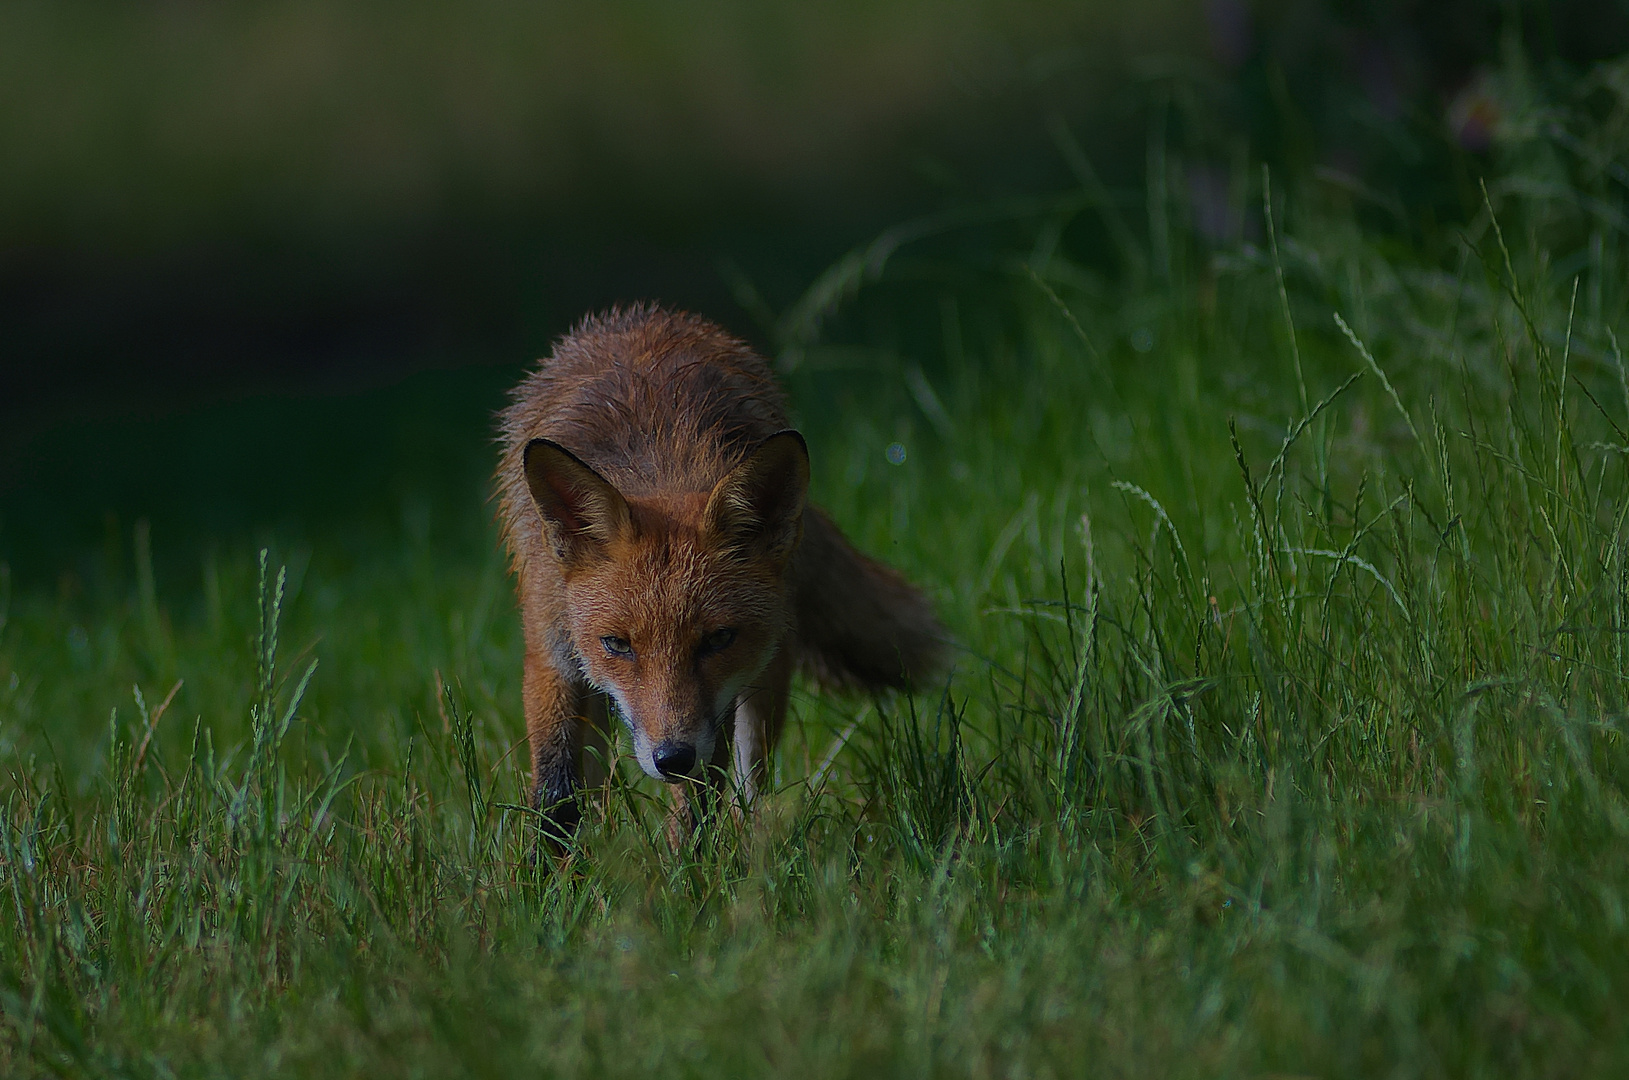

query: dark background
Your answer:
[4,0,1626,587]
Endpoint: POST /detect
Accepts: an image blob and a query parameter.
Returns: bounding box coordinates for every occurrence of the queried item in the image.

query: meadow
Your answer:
[5,54,1629,1077]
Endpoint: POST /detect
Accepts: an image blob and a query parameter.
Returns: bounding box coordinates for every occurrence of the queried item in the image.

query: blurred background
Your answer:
[3,0,1626,589]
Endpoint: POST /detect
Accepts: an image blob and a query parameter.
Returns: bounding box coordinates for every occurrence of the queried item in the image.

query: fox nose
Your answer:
[653,742,697,780]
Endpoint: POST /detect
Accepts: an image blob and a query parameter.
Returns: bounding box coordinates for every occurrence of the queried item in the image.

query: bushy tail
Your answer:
[791,508,948,694]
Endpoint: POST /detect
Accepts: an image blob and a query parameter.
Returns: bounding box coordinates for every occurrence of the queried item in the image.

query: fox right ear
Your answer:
[523,439,631,567]
[703,430,810,564]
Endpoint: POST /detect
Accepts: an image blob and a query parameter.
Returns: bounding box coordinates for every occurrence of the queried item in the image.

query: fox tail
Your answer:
[790,508,949,694]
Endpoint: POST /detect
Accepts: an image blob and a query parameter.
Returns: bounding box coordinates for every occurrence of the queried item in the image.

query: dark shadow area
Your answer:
[4,0,1626,588]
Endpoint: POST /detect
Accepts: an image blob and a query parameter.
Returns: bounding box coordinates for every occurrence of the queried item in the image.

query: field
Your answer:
[5,53,1629,1078]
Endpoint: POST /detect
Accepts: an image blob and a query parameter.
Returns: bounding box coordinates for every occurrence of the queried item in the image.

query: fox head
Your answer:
[523,431,809,782]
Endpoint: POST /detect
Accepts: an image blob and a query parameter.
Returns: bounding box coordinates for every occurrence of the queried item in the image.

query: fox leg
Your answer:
[732,642,793,806]
[524,649,594,849]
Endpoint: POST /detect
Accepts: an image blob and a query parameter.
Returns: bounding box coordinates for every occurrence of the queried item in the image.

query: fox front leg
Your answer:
[523,650,596,850]
[732,643,793,807]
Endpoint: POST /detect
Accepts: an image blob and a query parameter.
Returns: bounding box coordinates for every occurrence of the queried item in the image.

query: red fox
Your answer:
[496,305,945,845]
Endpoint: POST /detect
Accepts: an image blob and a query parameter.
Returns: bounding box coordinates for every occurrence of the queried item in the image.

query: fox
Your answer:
[496,304,946,847]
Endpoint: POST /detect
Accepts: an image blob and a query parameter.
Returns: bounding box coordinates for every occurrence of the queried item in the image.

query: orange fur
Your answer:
[496,304,945,847]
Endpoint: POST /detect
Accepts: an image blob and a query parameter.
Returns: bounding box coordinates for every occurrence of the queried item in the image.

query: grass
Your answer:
[6,52,1629,1078]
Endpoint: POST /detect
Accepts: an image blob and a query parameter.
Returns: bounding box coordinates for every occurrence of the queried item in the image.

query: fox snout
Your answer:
[608,658,753,782]
[603,659,739,783]
[623,708,723,783]
[651,741,697,779]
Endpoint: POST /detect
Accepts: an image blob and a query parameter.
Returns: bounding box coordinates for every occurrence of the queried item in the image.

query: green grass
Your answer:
[7,55,1629,1078]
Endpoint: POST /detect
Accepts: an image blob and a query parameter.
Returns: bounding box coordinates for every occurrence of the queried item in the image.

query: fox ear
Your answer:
[523,439,631,566]
[704,430,810,563]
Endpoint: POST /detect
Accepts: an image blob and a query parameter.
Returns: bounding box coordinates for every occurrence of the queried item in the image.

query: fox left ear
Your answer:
[703,430,810,563]
[523,438,632,568]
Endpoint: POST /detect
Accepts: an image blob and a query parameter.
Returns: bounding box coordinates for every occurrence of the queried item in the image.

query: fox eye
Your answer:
[698,628,737,657]
[601,635,634,659]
